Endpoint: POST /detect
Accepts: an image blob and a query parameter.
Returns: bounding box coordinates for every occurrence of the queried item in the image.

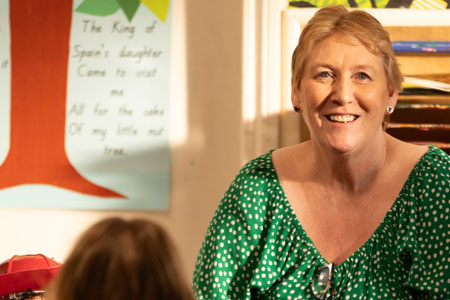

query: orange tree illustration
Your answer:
[0,0,167,197]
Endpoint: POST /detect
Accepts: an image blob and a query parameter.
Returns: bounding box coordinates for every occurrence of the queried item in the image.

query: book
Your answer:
[392,41,450,53]
[388,123,450,130]
[402,76,450,93]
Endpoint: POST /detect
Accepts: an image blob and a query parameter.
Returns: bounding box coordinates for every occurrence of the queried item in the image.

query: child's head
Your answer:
[49,217,192,300]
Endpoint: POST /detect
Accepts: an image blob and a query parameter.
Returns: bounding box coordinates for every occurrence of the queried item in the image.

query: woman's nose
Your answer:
[332,77,354,105]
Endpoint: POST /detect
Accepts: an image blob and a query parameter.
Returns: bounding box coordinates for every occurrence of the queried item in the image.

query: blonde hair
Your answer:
[291,5,403,92]
[48,217,192,300]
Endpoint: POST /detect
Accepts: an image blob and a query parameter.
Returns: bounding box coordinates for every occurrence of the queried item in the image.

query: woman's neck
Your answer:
[310,132,389,196]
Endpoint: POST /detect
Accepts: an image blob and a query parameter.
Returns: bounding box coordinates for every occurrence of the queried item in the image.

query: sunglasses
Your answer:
[311,263,336,299]
[4,290,45,300]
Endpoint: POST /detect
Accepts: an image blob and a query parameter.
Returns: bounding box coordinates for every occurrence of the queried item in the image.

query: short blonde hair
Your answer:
[291,5,403,92]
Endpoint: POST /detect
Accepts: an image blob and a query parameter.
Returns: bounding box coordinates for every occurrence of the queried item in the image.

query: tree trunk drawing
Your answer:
[0,0,124,198]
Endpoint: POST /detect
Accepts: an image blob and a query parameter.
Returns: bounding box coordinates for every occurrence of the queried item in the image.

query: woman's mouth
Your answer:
[326,115,359,123]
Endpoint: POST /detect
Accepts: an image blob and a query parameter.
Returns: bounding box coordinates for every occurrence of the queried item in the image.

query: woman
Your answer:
[48,217,192,300]
[193,6,449,300]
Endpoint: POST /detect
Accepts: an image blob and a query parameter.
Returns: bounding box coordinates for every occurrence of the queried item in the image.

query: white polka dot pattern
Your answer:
[193,146,450,299]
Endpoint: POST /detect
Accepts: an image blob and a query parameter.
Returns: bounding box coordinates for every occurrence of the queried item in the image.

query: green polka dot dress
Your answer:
[193,146,450,299]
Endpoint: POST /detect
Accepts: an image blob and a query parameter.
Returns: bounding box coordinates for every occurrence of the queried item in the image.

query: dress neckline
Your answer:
[268,145,435,270]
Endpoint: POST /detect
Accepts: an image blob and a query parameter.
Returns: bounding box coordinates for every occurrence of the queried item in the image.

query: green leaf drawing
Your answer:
[117,0,141,22]
[75,0,171,22]
[141,0,170,23]
[75,0,120,16]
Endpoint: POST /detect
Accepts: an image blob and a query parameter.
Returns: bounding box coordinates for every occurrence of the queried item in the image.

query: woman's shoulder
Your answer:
[225,149,280,197]
[388,137,448,173]
[270,142,313,183]
[422,145,450,166]
[389,137,449,187]
[237,149,277,177]
[394,141,450,207]
[411,144,450,177]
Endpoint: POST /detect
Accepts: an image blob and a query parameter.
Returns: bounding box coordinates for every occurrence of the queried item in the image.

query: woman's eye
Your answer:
[318,72,331,79]
[356,73,369,80]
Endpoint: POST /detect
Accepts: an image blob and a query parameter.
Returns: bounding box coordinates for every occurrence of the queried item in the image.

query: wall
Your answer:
[0,0,248,281]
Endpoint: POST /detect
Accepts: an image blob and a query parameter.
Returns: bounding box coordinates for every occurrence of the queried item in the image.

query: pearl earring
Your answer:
[387,106,394,114]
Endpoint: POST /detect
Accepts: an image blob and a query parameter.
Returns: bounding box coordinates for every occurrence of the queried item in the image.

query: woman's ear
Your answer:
[291,79,300,108]
[387,88,399,112]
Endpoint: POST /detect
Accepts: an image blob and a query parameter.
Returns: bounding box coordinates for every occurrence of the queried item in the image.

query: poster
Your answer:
[289,0,449,9]
[0,0,171,210]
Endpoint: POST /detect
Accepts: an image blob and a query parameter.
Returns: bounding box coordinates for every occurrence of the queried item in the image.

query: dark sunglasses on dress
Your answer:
[2,290,45,300]
[311,263,336,300]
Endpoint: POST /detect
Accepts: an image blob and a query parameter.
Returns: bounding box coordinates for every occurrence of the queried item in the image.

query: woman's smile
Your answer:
[325,114,359,124]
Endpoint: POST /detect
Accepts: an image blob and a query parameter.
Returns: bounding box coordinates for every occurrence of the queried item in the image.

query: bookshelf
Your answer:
[384,26,450,154]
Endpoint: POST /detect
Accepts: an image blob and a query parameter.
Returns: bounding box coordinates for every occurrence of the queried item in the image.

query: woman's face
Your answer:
[292,34,397,154]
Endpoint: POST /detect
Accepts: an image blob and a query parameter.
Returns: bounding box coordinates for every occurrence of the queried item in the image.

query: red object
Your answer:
[0,254,61,297]
[0,0,124,198]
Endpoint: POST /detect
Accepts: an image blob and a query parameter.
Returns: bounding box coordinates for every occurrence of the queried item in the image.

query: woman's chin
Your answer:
[329,144,356,154]
[319,137,360,154]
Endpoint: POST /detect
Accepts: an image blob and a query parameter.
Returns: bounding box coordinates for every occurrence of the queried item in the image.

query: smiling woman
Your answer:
[193,5,450,300]
[293,33,397,153]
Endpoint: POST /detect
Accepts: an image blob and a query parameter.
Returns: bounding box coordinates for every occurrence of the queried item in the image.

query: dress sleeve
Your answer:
[405,149,450,299]
[193,160,271,300]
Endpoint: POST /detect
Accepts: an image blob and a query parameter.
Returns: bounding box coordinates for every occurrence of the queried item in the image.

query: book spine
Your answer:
[392,41,450,53]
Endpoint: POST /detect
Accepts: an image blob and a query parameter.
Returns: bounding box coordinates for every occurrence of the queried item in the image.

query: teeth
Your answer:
[328,115,356,123]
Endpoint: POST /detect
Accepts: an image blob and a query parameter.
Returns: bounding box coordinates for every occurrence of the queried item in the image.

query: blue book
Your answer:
[392,41,450,53]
